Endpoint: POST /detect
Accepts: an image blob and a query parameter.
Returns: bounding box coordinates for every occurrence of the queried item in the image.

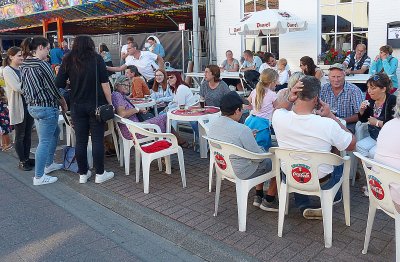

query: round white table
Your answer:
[167,106,221,158]
[129,98,158,116]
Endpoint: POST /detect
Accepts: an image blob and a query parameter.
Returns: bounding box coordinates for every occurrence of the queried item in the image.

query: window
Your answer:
[243,0,280,57]
[320,0,368,53]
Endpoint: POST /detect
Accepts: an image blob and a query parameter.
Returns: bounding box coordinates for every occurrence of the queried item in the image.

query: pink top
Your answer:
[249,88,277,121]
[374,118,400,170]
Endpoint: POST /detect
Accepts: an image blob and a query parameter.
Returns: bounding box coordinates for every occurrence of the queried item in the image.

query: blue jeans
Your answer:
[28,106,60,178]
[283,165,344,211]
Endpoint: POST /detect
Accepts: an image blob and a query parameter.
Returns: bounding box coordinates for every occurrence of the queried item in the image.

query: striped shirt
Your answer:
[320,81,363,119]
[343,54,371,69]
[21,57,62,108]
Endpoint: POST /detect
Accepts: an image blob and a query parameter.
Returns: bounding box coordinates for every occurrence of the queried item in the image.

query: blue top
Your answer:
[242,56,263,71]
[152,43,165,58]
[370,55,399,88]
[49,48,64,65]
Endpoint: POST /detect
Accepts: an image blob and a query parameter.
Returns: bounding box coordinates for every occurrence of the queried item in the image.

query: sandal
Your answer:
[179,141,193,149]
[2,145,13,152]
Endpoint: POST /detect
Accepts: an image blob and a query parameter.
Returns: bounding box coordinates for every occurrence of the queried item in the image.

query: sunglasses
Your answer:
[370,74,380,81]
[168,76,175,79]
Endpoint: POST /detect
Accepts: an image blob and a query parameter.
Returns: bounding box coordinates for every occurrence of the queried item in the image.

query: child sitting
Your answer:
[276,58,289,92]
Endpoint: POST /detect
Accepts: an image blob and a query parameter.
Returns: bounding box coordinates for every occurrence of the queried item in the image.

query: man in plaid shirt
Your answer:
[320,63,363,133]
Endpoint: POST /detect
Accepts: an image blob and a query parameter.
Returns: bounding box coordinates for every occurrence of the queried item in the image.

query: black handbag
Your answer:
[124,97,154,122]
[94,58,114,122]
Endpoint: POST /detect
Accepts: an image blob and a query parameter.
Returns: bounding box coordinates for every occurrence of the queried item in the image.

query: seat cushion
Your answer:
[141,140,172,153]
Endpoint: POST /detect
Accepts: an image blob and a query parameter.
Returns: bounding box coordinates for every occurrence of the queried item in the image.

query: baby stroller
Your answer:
[239,70,260,91]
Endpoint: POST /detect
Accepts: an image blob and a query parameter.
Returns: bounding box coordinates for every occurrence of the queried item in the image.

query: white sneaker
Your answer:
[44,163,64,174]
[79,170,92,184]
[33,175,58,186]
[95,171,114,184]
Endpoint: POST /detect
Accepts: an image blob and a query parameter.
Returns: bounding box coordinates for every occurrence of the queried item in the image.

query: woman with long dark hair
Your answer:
[56,35,114,184]
[21,36,67,186]
[299,56,324,80]
[2,46,35,170]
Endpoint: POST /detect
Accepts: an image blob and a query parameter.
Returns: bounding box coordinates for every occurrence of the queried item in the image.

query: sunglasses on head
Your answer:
[370,74,380,81]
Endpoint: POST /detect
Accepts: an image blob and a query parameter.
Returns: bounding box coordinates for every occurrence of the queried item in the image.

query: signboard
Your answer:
[0,0,97,20]
[178,23,185,31]
[387,21,400,48]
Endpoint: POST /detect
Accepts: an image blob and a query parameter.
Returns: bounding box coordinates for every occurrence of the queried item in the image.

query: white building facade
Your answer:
[214,0,400,74]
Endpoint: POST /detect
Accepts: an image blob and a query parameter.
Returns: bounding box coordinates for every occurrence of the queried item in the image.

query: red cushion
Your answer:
[141,140,172,153]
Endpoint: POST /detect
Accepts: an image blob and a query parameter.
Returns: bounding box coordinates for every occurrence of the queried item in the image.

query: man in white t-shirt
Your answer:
[259,52,291,75]
[120,36,134,63]
[108,42,164,88]
[272,75,356,219]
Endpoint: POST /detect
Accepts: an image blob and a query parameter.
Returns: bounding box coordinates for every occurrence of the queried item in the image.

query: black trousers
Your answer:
[14,102,34,162]
[71,103,105,175]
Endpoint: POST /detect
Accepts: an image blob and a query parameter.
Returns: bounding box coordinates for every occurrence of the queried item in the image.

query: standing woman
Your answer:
[20,36,67,186]
[151,69,173,111]
[2,47,35,170]
[56,35,114,184]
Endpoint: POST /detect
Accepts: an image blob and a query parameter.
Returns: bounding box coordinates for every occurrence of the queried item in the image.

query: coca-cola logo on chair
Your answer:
[369,175,385,200]
[214,152,227,170]
[291,164,312,183]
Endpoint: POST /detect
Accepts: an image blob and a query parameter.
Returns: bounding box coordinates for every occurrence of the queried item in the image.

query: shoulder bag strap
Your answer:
[95,57,98,108]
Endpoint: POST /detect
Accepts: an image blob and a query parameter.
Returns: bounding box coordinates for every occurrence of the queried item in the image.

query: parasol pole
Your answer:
[193,0,200,72]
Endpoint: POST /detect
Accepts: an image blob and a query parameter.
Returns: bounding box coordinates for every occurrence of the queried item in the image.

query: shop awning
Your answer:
[0,0,201,33]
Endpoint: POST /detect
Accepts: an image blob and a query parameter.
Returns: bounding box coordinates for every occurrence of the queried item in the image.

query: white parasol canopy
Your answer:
[229,9,307,36]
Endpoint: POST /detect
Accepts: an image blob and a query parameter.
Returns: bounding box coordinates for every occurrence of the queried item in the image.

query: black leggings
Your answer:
[14,103,34,162]
[71,103,105,175]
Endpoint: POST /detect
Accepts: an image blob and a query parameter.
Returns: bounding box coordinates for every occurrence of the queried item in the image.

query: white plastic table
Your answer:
[323,74,370,84]
[166,106,221,158]
[185,72,240,87]
[129,98,158,116]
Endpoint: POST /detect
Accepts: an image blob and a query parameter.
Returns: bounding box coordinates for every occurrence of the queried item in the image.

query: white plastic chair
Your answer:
[353,152,400,255]
[198,115,220,192]
[270,147,351,248]
[122,118,186,194]
[104,120,120,161]
[205,137,277,232]
[114,115,161,177]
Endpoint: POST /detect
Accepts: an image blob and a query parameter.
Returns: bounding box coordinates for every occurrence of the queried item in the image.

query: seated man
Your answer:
[320,63,363,133]
[342,44,371,92]
[208,91,278,211]
[272,76,356,219]
[240,50,263,72]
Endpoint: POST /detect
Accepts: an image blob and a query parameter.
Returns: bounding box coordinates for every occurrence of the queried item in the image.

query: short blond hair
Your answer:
[278,58,287,67]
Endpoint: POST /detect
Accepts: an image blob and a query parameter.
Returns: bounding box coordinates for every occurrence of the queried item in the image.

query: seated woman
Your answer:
[219,50,243,91]
[357,73,397,158]
[166,72,197,111]
[151,69,173,112]
[374,92,400,170]
[370,45,398,92]
[125,65,151,99]
[299,56,324,81]
[200,65,231,107]
[112,75,189,147]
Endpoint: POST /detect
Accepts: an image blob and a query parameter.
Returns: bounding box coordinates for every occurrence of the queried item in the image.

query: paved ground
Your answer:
[1,129,397,261]
[0,153,205,262]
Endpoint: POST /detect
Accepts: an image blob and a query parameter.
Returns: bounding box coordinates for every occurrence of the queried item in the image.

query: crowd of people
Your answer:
[0,33,399,224]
